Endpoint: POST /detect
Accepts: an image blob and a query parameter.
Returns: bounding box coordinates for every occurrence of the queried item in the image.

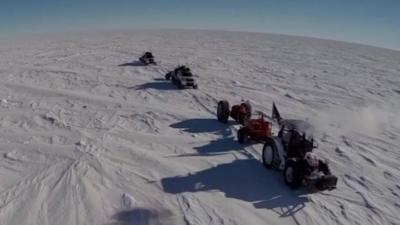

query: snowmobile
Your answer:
[261,103,337,191]
[139,52,157,65]
[165,66,198,89]
[217,100,252,124]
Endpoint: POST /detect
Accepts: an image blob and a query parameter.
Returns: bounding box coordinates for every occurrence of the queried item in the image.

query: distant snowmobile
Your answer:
[262,103,337,191]
[165,66,198,89]
[139,52,157,65]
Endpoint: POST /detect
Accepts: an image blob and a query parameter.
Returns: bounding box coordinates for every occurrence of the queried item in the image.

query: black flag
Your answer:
[272,102,282,122]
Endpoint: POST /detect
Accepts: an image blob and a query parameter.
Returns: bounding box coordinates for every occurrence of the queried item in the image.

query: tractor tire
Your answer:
[217,100,230,123]
[165,72,171,80]
[283,159,303,189]
[237,127,249,144]
[262,139,277,169]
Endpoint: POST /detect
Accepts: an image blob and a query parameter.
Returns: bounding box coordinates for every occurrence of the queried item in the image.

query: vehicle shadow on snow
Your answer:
[118,60,146,67]
[153,78,166,81]
[109,207,176,225]
[161,158,309,217]
[194,137,244,155]
[170,118,246,156]
[170,118,231,134]
[133,81,175,91]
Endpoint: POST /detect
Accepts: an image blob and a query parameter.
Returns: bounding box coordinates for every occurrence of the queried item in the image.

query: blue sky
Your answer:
[1,0,399,50]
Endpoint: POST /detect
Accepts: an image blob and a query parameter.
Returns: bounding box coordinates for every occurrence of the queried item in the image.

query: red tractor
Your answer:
[237,112,272,144]
[216,100,272,144]
[217,100,252,124]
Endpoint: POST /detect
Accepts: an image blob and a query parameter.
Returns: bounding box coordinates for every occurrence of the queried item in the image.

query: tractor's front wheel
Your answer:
[262,139,277,169]
[237,128,249,144]
[217,100,230,123]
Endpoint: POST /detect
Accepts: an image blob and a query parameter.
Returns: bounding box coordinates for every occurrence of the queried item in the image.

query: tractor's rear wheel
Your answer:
[237,128,248,144]
[283,159,303,189]
[262,139,277,169]
[217,100,230,123]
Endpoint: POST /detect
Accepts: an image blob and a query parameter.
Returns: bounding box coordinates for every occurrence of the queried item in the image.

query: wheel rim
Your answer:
[263,146,273,165]
[285,167,294,183]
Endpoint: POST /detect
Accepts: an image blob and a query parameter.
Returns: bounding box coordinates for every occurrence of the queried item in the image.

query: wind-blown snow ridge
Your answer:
[0,30,399,225]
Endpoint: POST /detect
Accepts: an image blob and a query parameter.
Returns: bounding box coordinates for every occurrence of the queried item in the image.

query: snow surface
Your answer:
[0,29,399,225]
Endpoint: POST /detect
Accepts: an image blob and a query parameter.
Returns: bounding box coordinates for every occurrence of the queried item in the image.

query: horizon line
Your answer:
[1,27,399,53]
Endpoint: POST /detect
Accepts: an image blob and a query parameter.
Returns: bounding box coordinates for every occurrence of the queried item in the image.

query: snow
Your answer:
[0,29,399,225]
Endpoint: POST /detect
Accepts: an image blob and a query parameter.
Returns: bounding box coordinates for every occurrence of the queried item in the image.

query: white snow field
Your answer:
[0,29,399,225]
